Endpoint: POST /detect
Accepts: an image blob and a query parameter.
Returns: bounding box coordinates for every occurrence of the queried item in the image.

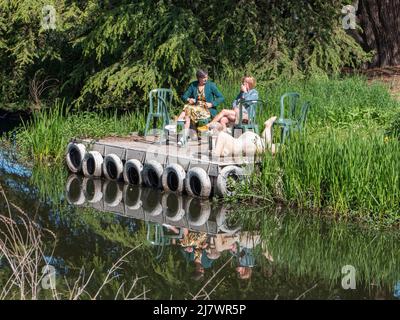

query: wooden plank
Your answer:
[104,145,125,159]
[126,149,146,162]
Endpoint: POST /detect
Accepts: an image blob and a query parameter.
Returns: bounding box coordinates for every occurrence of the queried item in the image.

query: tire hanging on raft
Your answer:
[161,163,186,193]
[123,159,143,185]
[162,192,185,222]
[186,197,211,227]
[82,177,103,203]
[82,151,103,177]
[103,180,123,207]
[66,143,86,173]
[216,165,245,197]
[103,154,123,181]
[185,167,212,198]
[65,174,85,205]
[142,160,163,189]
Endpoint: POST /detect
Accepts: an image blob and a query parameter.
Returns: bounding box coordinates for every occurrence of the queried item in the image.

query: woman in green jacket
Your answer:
[178,69,225,130]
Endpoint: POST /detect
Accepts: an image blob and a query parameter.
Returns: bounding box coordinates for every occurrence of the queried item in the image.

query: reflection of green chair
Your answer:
[144,89,173,136]
[233,99,264,136]
[146,222,184,259]
[273,93,310,144]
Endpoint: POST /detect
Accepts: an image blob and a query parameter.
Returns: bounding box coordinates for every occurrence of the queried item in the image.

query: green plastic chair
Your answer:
[146,222,184,259]
[232,99,265,136]
[144,89,173,136]
[273,92,310,144]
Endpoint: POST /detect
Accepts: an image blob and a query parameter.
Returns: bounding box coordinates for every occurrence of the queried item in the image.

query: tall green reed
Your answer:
[240,129,399,223]
[16,101,146,162]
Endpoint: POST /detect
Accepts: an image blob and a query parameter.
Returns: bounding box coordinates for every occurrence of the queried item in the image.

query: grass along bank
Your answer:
[14,101,146,163]
[224,75,399,224]
[234,129,399,226]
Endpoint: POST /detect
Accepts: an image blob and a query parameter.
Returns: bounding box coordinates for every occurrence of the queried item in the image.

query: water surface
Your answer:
[0,119,399,299]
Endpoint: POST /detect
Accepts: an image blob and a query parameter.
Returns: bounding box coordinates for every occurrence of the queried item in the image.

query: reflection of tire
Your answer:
[216,206,241,234]
[162,164,186,193]
[216,165,244,197]
[66,143,86,173]
[186,198,211,226]
[141,188,162,216]
[185,167,211,198]
[103,154,123,181]
[123,184,142,210]
[162,192,185,222]
[82,177,103,203]
[82,151,103,177]
[142,160,163,189]
[65,174,85,205]
[103,180,123,207]
[123,159,143,185]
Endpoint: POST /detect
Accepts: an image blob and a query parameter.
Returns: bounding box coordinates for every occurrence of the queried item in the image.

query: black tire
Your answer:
[65,174,85,205]
[185,167,211,198]
[82,177,103,203]
[216,165,244,197]
[103,180,123,207]
[162,192,185,222]
[82,151,103,177]
[123,184,142,210]
[66,143,86,173]
[161,163,186,193]
[103,154,123,181]
[123,159,143,185]
[186,198,211,227]
[142,160,163,189]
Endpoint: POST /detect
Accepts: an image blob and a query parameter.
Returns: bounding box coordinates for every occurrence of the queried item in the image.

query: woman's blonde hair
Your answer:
[242,76,256,89]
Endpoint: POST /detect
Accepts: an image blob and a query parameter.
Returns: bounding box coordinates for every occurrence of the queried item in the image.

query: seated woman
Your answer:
[208,76,258,132]
[177,70,225,145]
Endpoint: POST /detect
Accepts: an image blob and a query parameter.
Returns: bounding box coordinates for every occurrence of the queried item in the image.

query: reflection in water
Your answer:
[65,174,237,235]
[65,174,272,281]
[66,175,85,205]
[62,173,400,298]
[162,192,185,222]
[83,177,103,203]
[64,174,400,293]
[124,184,142,210]
[103,180,123,208]
[0,148,399,299]
[141,188,163,217]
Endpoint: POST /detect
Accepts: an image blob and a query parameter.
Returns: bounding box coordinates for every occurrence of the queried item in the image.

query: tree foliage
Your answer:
[0,0,370,110]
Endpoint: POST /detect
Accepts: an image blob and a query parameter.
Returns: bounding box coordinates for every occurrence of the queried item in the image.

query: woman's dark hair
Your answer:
[196,69,208,79]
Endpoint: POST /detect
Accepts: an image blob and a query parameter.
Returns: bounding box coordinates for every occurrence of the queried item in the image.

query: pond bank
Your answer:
[3,76,400,226]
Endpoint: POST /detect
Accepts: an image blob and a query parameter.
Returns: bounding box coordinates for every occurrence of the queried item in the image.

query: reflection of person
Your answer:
[394,281,400,299]
[177,70,225,133]
[213,231,273,280]
[234,246,255,280]
[179,229,219,281]
[208,76,258,131]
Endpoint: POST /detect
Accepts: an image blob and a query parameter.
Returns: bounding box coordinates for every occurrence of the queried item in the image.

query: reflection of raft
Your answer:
[65,176,237,235]
[65,135,255,198]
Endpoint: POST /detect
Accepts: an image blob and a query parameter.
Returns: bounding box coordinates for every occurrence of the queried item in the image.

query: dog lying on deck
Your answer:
[213,116,277,157]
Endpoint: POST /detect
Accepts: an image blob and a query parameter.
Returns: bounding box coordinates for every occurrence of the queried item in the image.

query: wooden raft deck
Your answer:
[76,133,257,177]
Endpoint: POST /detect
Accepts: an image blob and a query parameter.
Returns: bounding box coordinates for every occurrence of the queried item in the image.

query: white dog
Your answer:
[213,116,277,157]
